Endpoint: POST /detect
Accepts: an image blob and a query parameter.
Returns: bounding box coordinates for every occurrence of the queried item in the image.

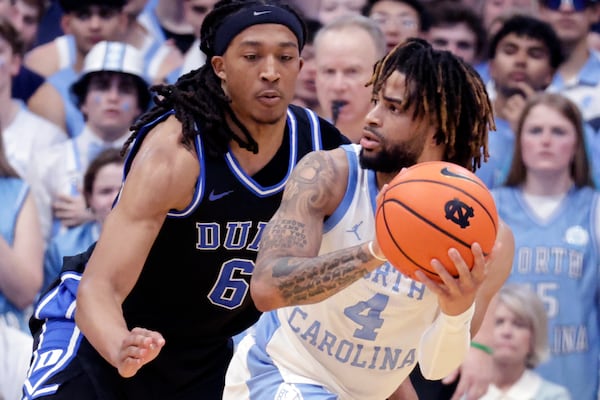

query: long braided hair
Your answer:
[122,0,305,158]
[367,38,495,172]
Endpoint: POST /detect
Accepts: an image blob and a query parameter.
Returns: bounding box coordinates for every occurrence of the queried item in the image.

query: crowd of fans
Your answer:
[0,0,598,399]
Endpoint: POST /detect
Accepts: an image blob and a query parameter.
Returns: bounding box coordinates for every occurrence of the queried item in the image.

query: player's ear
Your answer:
[211,56,226,80]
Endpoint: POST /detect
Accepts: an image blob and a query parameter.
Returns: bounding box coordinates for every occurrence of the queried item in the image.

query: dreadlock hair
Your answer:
[123,0,306,158]
[367,38,494,172]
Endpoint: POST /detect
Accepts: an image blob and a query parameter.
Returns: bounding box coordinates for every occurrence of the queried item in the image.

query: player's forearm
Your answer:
[251,241,384,311]
[76,279,131,368]
[417,303,475,380]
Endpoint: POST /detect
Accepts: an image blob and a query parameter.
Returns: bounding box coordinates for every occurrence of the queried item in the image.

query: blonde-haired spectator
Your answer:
[479,284,571,399]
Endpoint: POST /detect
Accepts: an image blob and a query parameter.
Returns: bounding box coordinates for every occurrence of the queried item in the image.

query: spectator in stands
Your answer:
[476,15,562,189]
[493,92,599,400]
[0,318,34,400]
[25,0,127,136]
[121,0,184,84]
[0,117,44,333]
[292,18,321,112]
[363,0,429,52]
[425,1,486,66]
[28,40,149,242]
[314,14,386,142]
[480,284,571,400]
[479,0,538,32]
[42,148,124,291]
[179,0,218,75]
[12,0,46,50]
[0,16,67,178]
[317,0,367,25]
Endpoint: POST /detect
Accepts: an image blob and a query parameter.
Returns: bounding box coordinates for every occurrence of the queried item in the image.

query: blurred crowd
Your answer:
[0,0,598,399]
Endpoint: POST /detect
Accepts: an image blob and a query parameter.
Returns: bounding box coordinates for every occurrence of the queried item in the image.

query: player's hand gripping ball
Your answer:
[375,161,498,282]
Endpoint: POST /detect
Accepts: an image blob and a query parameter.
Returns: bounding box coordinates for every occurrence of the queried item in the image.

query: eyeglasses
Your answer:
[542,0,593,12]
[370,13,418,29]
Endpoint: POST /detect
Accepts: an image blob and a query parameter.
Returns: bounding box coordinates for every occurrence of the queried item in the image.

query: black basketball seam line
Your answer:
[387,179,498,233]
[381,206,459,279]
[385,198,477,250]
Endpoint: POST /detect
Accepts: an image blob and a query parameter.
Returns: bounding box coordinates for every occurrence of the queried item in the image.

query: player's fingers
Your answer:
[121,330,159,352]
[375,183,390,204]
[448,248,471,279]
[424,260,461,297]
[441,368,459,385]
[469,243,487,283]
[121,333,150,349]
[118,357,142,378]
[414,270,445,296]
[120,343,149,360]
[130,327,166,345]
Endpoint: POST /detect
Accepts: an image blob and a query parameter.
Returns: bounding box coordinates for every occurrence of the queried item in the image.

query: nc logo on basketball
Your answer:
[444,199,474,228]
[375,161,498,283]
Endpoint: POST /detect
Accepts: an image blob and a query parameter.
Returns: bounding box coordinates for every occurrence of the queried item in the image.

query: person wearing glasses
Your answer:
[317,0,367,25]
[363,0,429,52]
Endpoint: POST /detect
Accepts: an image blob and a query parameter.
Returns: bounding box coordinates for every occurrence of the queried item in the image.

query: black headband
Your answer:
[213,4,305,56]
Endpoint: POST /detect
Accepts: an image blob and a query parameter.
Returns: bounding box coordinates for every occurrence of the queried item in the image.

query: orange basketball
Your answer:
[375,161,498,283]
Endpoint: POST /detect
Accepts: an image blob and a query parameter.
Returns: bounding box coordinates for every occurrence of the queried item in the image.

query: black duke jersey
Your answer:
[24,105,348,400]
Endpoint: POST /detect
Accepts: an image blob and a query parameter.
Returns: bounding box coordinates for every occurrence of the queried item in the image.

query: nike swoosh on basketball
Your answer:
[253,10,271,16]
[440,167,480,185]
[209,189,234,201]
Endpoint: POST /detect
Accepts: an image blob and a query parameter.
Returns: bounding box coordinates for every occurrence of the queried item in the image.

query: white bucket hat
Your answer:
[71,41,151,109]
[80,41,146,79]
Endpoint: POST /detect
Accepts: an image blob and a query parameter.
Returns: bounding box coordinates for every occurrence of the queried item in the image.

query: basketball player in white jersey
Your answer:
[224,38,515,400]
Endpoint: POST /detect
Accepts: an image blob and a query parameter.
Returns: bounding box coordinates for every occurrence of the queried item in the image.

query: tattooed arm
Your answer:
[251,148,387,312]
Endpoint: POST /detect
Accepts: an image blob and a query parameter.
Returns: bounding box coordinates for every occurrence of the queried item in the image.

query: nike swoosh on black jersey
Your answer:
[208,190,234,201]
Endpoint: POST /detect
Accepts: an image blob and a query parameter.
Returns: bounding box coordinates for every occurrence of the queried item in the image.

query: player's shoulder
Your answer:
[132,112,183,152]
[288,104,350,149]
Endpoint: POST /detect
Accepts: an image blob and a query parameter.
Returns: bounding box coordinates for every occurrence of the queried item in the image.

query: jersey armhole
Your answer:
[323,144,358,233]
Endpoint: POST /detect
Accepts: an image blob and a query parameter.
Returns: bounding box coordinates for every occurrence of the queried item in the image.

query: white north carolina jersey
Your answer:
[230,145,439,400]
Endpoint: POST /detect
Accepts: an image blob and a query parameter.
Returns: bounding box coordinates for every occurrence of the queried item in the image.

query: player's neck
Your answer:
[375,171,399,190]
[226,115,287,176]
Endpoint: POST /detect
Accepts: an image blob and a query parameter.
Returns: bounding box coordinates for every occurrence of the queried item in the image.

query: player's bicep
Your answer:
[259,149,344,259]
[84,135,198,300]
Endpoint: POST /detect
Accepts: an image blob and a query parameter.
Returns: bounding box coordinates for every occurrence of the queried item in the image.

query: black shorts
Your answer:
[409,363,459,400]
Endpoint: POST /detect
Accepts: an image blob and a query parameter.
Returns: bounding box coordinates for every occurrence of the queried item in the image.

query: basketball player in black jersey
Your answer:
[22,1,348,399]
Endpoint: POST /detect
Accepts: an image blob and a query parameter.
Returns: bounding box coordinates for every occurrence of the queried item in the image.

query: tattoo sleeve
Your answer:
[256,151,380,306]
